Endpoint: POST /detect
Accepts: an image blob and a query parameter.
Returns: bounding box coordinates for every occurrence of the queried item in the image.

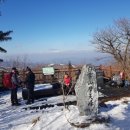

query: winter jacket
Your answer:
[25,71,35,89]
[64,76,71,87]
[11,72,19,89]
[120,72,125,80]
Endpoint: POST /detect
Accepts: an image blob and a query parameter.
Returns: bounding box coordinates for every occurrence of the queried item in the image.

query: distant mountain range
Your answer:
[0,50,113,67]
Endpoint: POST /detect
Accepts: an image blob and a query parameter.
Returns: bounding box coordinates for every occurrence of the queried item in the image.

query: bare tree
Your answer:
[92,18,130,75]
[21,55,30,69]
[5,55,30,69]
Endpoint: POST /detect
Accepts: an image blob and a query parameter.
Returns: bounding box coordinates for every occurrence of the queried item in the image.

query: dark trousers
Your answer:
[63,85,70,95]
[121,80,125,87]
[63,84,75,95]
[27,87,34,103]
[11,88,18,104]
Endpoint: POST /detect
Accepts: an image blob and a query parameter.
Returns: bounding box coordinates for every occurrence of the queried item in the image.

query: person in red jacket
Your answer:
[119,71,125,87]
[63,73,71,95]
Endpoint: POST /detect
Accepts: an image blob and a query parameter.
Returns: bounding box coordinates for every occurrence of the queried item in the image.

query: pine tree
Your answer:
[0,31,13,52]
[0,0,13,53]
[0,0,13,62]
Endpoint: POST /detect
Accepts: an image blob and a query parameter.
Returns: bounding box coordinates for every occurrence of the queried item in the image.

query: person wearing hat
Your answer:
[11,67,21,106]
[24,67,35,104]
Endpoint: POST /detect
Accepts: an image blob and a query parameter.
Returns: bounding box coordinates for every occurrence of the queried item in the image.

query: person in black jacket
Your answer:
[24,67,35,104]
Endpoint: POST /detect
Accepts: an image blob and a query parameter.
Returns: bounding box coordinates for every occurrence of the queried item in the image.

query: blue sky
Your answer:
[0,0,130,63]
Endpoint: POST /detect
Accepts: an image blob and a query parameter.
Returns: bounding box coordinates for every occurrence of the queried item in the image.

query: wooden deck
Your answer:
[99,87,130,102]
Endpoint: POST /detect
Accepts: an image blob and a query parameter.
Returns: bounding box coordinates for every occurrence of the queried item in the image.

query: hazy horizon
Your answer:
[0,50,112,66]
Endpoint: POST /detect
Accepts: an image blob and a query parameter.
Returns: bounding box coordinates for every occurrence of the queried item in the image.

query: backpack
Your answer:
[3,73,12,88]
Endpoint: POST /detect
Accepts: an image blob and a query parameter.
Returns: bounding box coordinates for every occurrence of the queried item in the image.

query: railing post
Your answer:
[110,66,112,77]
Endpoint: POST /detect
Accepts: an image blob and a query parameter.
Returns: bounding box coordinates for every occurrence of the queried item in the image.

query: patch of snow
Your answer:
[59,64,64,66]
[34,84,52,90]
[1,89,130,130]
[48,64,54,66]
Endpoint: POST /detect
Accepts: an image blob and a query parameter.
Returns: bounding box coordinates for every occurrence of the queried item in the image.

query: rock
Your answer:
[75,65,98,116]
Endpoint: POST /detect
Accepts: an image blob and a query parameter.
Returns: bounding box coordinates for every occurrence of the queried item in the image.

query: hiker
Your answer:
[10,67,21,106]
[24,67,35,104]
[111,73,122,87]
[75,69,81,81]
[72,69,81,94]
[124,76,129,88]
[119,71,125,87]
[63,73,72,95]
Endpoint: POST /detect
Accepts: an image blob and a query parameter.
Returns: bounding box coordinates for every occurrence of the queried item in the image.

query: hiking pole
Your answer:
[61,81,68,109]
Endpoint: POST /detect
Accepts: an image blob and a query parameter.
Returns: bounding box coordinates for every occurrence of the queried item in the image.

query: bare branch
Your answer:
[92,18,130,73]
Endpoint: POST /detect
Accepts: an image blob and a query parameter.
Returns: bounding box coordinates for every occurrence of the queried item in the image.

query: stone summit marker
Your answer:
[75,65,98,117]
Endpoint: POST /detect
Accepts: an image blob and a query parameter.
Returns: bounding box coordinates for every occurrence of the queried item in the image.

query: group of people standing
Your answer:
[9,66,35,106]
[9,67,80,106]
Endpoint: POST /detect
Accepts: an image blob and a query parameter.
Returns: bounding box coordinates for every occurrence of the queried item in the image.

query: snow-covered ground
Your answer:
[1,88,130,130]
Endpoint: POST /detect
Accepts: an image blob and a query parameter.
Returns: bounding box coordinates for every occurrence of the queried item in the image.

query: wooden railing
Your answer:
[99,65,122,78]
[0,65,124,88]
[19,68,81,84]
